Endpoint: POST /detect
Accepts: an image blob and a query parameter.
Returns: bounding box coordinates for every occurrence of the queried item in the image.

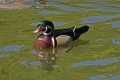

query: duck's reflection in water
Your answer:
[33,39,89,70]
[33,48,56,70]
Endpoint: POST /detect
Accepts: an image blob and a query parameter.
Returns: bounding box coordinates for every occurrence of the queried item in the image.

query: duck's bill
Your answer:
[33,28,39,33]
[33,28,45,33]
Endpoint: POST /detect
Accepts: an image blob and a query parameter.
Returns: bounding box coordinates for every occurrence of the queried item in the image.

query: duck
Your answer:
[33,20,89,49]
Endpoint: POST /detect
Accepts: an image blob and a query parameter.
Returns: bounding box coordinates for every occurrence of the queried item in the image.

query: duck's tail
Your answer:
[73,25,89,40]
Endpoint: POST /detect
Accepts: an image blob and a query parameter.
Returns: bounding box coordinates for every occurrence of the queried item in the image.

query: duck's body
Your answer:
[33,20,89,49]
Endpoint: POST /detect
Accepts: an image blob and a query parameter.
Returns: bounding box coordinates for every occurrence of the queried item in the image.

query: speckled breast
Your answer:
[33,35,53,49]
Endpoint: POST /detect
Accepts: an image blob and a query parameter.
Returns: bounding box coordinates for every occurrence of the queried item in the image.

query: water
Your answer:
[0,0,120,80]
[53,21,64,26]
[0,55,6,60]
[33,0,120,78]
[72,57,120,69]
[21,59,41,66]
[81,16,111,24]
[112,76,120,80]
[32,21,64,26]
[112,39,120,45]
[0,44,24,53]
[112,22,120,28]
[23,0,35,5]
[21,59,58,69]
[89,74,120,80]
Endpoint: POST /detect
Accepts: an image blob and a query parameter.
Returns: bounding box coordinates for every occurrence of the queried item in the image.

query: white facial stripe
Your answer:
[45,25,48,32]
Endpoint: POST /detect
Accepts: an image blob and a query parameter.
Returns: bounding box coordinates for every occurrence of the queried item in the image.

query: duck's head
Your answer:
[34,20,54,34]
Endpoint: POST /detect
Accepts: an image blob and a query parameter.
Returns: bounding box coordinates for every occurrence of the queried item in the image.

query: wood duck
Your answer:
[33,20,89,49]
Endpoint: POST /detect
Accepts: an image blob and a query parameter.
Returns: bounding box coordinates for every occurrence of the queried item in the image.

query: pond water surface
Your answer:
[0,0,120,80]
[34,0,120,79]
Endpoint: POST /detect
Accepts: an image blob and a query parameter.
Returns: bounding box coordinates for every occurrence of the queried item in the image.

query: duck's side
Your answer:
[49,25,89,46]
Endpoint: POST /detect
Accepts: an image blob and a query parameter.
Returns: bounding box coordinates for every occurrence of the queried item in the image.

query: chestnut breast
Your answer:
[33,35,53,49]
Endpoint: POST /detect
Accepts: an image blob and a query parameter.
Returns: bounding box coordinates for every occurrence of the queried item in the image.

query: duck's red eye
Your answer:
[39,28,45,31]
[34,27,45,33]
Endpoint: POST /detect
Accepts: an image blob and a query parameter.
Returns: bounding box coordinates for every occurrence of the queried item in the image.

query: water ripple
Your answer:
[72,57,120,68]
[38,0,120,16]
[0,44,24,53]
[81,15,120,24]
[21,60,41,66]
[88,74,120,80]
[112,22,120,28]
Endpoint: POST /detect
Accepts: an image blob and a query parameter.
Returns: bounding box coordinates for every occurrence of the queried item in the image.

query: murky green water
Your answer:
[0,0,120,80]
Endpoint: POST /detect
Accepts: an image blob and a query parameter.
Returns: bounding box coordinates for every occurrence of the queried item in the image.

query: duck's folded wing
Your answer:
[48,25,89,40]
